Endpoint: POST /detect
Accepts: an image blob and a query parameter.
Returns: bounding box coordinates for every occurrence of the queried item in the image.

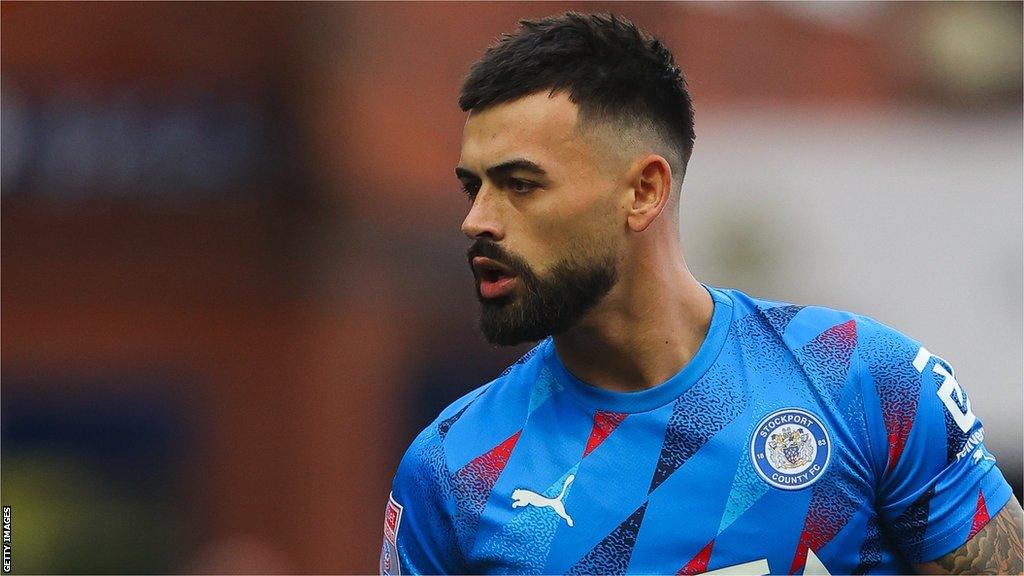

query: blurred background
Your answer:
[1,2,1020,573]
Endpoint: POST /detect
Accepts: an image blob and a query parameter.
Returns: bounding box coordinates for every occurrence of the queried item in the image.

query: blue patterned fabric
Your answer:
[383,286,1012,574]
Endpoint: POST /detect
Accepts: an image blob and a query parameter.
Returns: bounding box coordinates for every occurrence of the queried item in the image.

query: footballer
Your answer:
[381,12,1024,575]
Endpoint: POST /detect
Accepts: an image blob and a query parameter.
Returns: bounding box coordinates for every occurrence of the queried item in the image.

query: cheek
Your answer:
[540,220,618,273]
[518,186,623,268]
[507,226,571,277]
[575,199,624,249]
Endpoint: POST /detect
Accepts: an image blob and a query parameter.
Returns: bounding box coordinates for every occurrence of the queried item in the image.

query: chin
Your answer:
[479,307,550,347]
[482,331,548,347]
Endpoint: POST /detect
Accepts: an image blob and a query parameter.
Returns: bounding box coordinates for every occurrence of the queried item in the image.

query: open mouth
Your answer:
[472,256,519,299]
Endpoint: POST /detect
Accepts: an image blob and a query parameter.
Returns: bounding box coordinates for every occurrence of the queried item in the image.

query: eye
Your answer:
[461,181,480,200]
[508,178,538,195]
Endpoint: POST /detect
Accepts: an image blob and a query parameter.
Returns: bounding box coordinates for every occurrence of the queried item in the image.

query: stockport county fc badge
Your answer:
[751,408,831,490]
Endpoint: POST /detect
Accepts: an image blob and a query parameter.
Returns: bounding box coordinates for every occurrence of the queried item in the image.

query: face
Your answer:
[457,92,628,346]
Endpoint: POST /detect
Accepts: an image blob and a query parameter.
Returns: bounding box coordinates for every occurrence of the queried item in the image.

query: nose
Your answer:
[461,190,504,241]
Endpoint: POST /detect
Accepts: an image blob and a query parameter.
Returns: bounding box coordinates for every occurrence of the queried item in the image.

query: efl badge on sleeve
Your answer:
[751,408,831,490]
[380,492,403,576]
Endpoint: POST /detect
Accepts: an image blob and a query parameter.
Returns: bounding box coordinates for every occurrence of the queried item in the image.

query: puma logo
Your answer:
[511,474,575,527]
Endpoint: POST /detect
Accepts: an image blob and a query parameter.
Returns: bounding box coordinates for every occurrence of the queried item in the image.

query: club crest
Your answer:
[751,408,830,490]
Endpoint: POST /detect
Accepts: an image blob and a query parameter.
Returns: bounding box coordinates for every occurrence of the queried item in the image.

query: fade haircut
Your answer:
[459,12,695,178]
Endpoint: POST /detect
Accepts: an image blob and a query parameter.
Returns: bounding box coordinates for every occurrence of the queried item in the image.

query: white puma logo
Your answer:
[511,474,575,527]
[972,449,995,464]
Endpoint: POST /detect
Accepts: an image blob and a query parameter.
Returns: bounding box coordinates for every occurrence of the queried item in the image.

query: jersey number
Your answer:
[913,346,976,433]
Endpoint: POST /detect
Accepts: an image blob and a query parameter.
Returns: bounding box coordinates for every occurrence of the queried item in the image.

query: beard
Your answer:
[467,238,618,346]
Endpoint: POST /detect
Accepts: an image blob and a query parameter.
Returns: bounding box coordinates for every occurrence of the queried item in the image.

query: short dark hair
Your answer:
[460,12,695,174]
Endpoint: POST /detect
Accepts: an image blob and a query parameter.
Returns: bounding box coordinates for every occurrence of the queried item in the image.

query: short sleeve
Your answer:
[857,317,1013,564]
[381,426,464,575]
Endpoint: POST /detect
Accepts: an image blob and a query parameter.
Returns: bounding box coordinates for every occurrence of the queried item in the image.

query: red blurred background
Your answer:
[2,2,1020,573]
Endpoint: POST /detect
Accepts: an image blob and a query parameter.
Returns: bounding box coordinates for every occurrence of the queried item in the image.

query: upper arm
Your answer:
[381,427,464,575]
[857,318,1016,565]
[913,498,1024,575]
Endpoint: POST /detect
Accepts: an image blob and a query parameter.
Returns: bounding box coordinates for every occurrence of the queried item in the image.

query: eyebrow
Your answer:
[455,158,548,181]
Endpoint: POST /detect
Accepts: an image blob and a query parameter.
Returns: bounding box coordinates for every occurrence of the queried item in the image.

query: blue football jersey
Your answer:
[381,286,1013,575]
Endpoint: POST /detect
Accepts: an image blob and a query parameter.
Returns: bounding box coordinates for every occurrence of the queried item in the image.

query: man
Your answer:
[381,12,1023,575]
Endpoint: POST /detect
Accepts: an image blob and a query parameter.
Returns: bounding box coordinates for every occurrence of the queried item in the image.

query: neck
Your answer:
[551,242,713,393]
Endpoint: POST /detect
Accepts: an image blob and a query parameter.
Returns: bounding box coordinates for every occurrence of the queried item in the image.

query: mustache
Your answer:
[466,240,530,277]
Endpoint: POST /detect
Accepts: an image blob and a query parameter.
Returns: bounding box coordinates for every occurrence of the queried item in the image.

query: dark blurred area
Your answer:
[2,2,1020,573]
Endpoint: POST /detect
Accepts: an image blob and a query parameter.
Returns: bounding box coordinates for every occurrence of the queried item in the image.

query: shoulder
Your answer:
[398,339,550,474]
[716,286,927,386]
[715,286,863,347]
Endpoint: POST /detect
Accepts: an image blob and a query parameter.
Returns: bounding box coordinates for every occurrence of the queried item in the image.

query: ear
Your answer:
[626,155,673,233]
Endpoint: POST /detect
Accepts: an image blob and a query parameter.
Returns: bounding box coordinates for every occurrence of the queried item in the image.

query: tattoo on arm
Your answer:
[915,498,1024,575]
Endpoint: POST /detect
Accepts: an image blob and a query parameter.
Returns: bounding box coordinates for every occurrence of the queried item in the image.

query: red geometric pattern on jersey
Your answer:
[968,489,990,540]
[860,327,922,474]
[796,320,857,410]
[566,501,649,575]
[648,365,747,494]
[888,485,936,563]
[678,538,714,575]
[583,411,628,458]
[452,429,522,550]
[788,461,861,574]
